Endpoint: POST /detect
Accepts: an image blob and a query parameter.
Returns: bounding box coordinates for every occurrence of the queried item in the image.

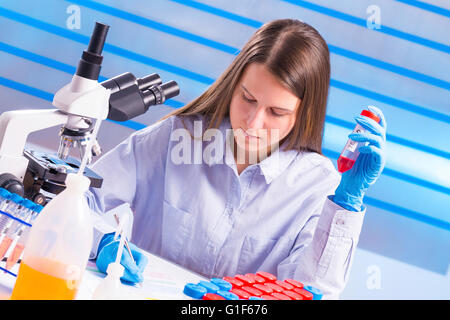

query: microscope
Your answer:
[0,22,180,205]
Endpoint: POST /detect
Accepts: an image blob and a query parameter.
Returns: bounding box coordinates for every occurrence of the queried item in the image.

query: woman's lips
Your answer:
[242,128,260,139]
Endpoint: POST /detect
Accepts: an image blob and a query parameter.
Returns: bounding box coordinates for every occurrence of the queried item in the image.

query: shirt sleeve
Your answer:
[277,195,366,300]
[85,116,174,259]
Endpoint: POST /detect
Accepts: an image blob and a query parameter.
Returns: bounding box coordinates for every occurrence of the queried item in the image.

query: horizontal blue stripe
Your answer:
[321,148,450,195]
[170,0,263,28]
[0,42,186,110]
[330,79,450,123]
[0,7,215,85]
[1,78,449,231]
[396,0,450,18]
[328,45,450,91]
[65,0,450,91]
[0,76,54,101]
[2,41,447,160]
[325,116,450,159]
[103,43,215,84]
[364,196,450,231]
[0,42,76,75]
[2,8,448,125]
[68,0,240,55]
[282,0,450,53]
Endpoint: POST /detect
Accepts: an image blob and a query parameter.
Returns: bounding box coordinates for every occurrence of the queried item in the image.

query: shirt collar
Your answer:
[209,117,299,184]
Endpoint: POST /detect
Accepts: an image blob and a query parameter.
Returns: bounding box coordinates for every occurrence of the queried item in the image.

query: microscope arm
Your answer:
[0,109,68,180]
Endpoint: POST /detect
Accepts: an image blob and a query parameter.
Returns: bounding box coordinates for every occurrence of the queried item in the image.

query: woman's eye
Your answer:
[270,108,283,117]
[242,93,256,103]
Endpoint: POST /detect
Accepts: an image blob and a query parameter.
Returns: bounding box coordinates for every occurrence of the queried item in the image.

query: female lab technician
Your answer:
[86,19,386,299]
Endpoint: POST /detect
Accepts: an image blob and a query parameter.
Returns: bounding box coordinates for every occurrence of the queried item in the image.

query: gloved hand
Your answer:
[333,106,387,212]
[96,232,148,284]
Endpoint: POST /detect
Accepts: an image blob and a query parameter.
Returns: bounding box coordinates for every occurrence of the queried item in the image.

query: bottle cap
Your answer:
[241,286,263,297]
[293,288,313,300]
[202,293,225,300]
[271,292,292,300]
[283,278,304,289]
[198,280,220,293]
[183,283,207,299]
[234,274,255,286]
[256,271,277,282]
[264,282,284,293]
[230,288,250,300]
[303,285,323,300]
[216,290,239,300]
[283,290,304,300]
[245,273,266,284]
[34,205,44,213]
[253,284,273,295]
[223,276,244,288]
[275,280,294,291]
[211,278,232,291]
[65,173,91,192]
[360,109,380,123]
[106,262,125,278]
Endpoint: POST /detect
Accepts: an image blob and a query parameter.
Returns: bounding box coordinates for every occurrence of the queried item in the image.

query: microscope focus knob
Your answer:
[0,173,25,197]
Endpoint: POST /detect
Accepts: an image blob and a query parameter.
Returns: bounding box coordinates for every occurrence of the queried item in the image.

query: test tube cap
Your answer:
[303,285,323,300]
[22,199,36,209]
[256,271,277,282]
[216,290,239,300]
[183,283,207,299]
[10,193,23,204]
[202,293,225,300]
[283,278,304,289]
[0,188,12,199]
[210,278,232,291]
[198,280,220,294]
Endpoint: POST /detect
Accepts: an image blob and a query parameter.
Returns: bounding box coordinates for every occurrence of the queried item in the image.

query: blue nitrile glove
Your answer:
[333,106,387,212]
[96,232,148,284]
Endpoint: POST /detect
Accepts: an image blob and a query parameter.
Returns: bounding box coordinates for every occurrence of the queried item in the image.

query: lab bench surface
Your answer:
[0,251,207,300]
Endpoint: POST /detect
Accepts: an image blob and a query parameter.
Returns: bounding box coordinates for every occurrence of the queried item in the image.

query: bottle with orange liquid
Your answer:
[337,108,381,173]
[10,173,93,300]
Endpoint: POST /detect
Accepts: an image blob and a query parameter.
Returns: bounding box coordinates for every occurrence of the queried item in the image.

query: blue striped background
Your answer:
[0,0,449,297]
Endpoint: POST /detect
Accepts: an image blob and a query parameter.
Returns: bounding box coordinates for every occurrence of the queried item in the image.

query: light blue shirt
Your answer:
[86,114,366,299]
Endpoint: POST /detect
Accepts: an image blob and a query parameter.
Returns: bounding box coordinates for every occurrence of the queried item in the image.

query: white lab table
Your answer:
[0,250,207,300]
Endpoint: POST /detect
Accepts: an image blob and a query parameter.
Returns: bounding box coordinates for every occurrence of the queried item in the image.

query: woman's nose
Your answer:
[247,106,266,130]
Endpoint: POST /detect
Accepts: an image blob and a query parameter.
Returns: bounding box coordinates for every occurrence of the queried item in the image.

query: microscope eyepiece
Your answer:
[102,73,179,122]
[76,22,110,81]
[87,22,109,55]
[142,81,180,106]
[137,73,162,91]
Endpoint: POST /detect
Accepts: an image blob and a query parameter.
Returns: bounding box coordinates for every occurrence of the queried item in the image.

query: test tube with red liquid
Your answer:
[337,109,381,173]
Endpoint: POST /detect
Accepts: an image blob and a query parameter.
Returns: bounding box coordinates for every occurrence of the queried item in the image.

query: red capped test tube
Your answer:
[337,109,381,173]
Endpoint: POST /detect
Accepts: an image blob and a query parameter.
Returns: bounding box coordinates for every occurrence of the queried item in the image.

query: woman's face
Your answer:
[229,63,301,161]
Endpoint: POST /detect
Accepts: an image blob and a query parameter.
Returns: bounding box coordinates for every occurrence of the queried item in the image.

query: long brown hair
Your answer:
[160,19,330,154]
